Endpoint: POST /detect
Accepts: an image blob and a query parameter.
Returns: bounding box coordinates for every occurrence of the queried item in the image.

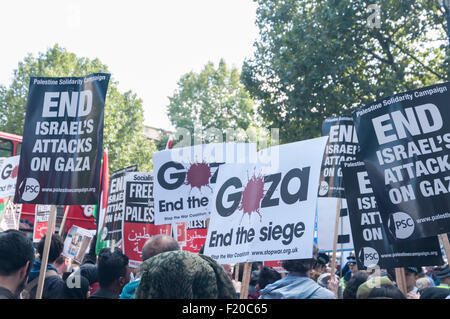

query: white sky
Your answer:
[0,0,259,131]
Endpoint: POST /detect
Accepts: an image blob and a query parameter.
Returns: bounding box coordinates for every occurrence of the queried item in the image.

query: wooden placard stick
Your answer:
[58,205,70,236]
[240,262,252,299]
[395,267,407,296]
[35,205,57,299]
[440,233,450,261]
[234,263,240,282]
[330,198,342,276]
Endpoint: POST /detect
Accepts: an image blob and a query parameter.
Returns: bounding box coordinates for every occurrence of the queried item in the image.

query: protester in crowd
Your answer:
[317,272,341,298]
[339,255,358,292]
[23,234,65,299]
[258,245,335,299]
[356,276,396,299]
[88,248,130,299]
[135,250,236,299]
[415,277,432,295]
[248,266,281,299]
[367,284,406,299]
[120,234,180,299]
[342,271,369,299]
[0,230,35,299]
[53,255,70,275]
[59,271,90,299]
[79,234,100,294]
[435,264,450,289]
[420,287,450,299]
[221,264,241,298]
[404,267,420,298]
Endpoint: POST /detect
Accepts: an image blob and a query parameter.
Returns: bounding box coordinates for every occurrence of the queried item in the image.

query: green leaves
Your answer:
[167,59,260,143]
[244,0,449,143]
[0,44,156,172]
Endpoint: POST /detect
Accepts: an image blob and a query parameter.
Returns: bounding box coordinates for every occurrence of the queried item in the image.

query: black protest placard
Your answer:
[103,165,138,242]
[352,82,450,241]
[318,117,359,197]
[14,74,110,205]
[122,172,171,268]
[342,160,443,269]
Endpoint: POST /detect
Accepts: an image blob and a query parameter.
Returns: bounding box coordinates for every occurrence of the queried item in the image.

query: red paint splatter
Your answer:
[11,166,19,179]
[238,171,264,223]
[185,162,212,192]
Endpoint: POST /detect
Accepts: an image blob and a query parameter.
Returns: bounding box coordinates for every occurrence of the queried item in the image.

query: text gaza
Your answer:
[215,167,310,217]
[157,161,222,190]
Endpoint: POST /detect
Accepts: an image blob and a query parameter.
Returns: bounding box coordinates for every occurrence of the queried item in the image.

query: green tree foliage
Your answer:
[0,44,156,171]
[242,0,449,143]
[168,59,260,144]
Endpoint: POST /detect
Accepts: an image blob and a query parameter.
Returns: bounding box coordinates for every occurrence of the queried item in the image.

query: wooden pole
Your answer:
[330,198,342,276]
[240,262,252,299]
[35,205,57,300]
[395,268,407,296]
[440,233,450,261]
[58,205,70,236]
[234,263,240,282]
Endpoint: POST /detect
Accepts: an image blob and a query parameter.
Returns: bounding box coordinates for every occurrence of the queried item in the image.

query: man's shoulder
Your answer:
[0,286,16,299]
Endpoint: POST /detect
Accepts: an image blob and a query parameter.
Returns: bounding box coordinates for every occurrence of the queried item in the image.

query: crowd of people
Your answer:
[0,229,449,299]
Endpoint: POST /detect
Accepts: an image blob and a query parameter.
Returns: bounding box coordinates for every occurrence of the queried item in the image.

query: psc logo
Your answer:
[358,247,380,268]
[19,178,40,202]
[388,212,415,239]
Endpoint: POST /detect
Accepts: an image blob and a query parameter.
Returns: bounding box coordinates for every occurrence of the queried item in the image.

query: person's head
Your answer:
[222,264,233,280]
[37,234,64,263]
[141,234,180,261]
[367,284,406,299]
[257,267,281,291]
[0,230,35,296]
[97,248,130,294]
[436,264,450,285]
[404,267,420,292]
[314,253,329,273]
[347,256,358,274]
[61,272,90,299]
[342,271,369,299]
[136,250,236,299]
[54,255,70,274]
[420,287,450,299]
[415,277,432,293]
[282,244,318,275]
[356,276,395,299]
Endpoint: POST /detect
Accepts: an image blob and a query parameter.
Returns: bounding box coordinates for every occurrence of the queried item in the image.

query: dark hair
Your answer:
[37,234,64,263]
[342,271,369,299]
[97,248,129,287]
[54,255,65,266]
[258,267,282,290]
[0,230,35,276]
[367,284,406,299]
[282,244,318,274]
[60,274,90,299]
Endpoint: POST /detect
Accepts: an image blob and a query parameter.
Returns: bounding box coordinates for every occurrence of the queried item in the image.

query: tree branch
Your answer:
[392,42,446,80]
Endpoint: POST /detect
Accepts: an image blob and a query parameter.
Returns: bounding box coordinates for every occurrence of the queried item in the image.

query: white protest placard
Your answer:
[63,225,94,263]
[153,143,257,225]
[33,205,53,243]
[204,137,328,264]
[317,197,353,251]
[0,155,20,198]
